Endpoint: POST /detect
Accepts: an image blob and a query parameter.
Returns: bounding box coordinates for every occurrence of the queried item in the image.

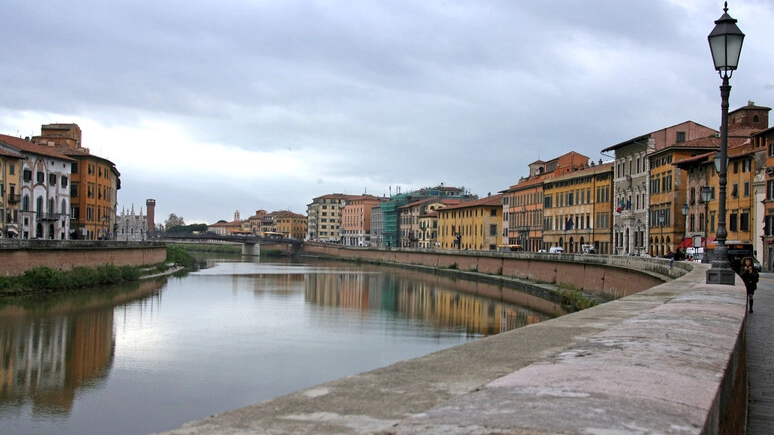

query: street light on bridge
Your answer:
[706,1,744,285]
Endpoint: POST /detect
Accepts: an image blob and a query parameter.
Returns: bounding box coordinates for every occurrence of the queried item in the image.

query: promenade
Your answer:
[747,271,774,433]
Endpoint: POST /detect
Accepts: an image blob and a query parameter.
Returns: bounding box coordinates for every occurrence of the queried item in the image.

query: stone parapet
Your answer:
[164,259,747,434]
[0,241,167,276]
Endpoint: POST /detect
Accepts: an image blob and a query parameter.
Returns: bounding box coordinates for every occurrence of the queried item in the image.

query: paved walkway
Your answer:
[747,271,774,433]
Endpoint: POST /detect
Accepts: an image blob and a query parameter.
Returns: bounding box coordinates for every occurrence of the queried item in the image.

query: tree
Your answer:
[164,213,185,230]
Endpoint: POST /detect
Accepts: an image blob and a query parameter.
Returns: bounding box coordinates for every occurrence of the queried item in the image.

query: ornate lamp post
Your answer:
[635,219,644,255]
[701,186,713,263]
[658,211,665,256]
[706,2,744,285]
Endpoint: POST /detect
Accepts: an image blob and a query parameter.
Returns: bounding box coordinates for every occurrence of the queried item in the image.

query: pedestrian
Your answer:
[666,249,674,268]
[739,256,759,313]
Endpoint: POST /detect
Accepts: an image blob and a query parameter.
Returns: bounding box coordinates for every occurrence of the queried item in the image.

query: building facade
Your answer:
[306,194,357,242]
[115,204,148,241]
[341,195,381,246]
[33,124,120,240]
[501,152,590,252]
[0,134,73,240]
[542,162,613,254]
[0,145,23,238]
[437,194,503,251]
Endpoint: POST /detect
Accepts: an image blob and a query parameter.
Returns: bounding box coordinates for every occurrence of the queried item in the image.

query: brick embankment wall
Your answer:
[301,243,681,299]
[0,242,167,276]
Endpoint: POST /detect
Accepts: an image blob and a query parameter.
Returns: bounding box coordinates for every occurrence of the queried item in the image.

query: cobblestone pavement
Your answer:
[747,272,774,434]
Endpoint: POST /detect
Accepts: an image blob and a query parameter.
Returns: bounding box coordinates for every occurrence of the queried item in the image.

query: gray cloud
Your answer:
[2,0,772,223]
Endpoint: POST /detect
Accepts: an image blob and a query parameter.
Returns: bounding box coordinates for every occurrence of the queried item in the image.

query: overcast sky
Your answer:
[2,0,773,224]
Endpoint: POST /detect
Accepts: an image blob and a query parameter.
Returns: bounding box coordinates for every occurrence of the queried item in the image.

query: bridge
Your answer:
[163,245,752,434]
[157,233,303,256]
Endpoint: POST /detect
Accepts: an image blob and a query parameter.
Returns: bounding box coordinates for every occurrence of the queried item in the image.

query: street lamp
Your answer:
[681,203,689,258]
[707,2,743,285]
[658,211,665,256]
[701,186,713,263]
[635,219,644,255]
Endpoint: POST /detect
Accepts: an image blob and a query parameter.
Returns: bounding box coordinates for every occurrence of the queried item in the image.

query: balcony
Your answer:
[37,212,62,222]
[7,194,21,204]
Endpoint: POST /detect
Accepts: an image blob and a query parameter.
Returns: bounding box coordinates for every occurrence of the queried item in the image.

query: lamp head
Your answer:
[708,2,745,78]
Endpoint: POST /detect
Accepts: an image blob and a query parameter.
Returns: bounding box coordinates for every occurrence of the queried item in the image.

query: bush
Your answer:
[166,245,196,268]
[4,264,144,295]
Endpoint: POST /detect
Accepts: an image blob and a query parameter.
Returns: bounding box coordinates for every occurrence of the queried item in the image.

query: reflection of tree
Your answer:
[0,279,164,417]
[304,271,557,335]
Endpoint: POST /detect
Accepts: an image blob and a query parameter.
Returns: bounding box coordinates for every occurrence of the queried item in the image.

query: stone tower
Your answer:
[146,199,156,235]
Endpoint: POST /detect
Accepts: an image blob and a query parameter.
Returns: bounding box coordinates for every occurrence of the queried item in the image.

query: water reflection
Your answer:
[0,280,164,418]
[0,259,561,435]
[305,272,547,336]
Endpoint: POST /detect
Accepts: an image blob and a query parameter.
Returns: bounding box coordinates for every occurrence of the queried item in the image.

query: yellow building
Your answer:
[0,146,23,238]
[437,194,502,251]
[274,210,308,239]
[542,162,613,254]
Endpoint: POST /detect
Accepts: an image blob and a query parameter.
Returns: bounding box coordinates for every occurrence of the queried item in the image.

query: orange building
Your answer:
[341,194,382,246]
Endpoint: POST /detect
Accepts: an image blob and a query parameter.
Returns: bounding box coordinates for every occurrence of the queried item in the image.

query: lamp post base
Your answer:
[706,268,736,285]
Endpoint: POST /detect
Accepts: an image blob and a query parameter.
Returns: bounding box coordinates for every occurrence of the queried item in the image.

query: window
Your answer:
[48,173,56,186]
[740,210,750,232]
[71,183,79,198]
[22,195,29,211]
[61,176,68,188]
[489,224,497,236]
[23,169,32,182]
[731,183,738,198]
[36,171,44,183]
[733,161,739,174]
[9,163,14,175]
[72,162,79,174]
[729,211,738,232]
[490,208,497,217]
[744,181,750,197]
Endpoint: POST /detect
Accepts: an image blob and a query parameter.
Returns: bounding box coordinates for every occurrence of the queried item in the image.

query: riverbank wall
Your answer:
[301,243,683,299]
[0,240,167,276]
[164,248,748,435]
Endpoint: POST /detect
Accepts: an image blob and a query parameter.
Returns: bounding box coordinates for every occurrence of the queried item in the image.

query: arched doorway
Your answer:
[36,223,43,239]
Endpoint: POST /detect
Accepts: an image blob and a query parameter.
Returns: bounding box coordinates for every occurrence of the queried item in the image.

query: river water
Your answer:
[0,256,562,435]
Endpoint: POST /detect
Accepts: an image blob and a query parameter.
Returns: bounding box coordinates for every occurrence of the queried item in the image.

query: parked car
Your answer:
[548,246,564,254]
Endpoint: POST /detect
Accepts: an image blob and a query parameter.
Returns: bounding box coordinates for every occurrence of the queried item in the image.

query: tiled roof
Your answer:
[0,133,76,161]
[440,194,503,211]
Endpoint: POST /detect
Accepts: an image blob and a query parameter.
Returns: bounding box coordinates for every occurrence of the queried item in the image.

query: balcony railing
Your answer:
[7,194,21,204]
[36,212,63,222]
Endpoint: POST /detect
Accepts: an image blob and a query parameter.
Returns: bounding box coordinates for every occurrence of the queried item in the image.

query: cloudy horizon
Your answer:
[2,0,773,225]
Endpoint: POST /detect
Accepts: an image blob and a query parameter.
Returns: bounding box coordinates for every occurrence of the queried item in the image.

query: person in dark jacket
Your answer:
[739,256,759,313]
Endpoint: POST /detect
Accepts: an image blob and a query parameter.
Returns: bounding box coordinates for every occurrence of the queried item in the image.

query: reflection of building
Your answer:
[0,308,115,415]
[304,269,551,335]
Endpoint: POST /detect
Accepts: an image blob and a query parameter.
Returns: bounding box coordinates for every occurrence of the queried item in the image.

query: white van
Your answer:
[548,246,564,254]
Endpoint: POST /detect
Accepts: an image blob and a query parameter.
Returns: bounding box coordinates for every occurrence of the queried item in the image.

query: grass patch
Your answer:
[0,264,143,296]
[557,283,598,311]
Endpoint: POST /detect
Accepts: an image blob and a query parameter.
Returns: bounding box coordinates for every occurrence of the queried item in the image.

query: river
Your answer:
[0,256,562,435]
